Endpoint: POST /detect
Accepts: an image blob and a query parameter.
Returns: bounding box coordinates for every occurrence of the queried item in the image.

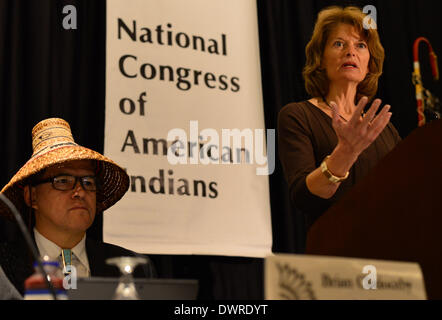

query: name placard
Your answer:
[265,254,426,300]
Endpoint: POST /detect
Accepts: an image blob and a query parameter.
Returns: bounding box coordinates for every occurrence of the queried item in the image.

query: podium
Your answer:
[306,119,442,299]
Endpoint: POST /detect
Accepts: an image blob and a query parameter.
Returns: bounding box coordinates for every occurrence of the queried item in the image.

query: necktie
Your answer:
[61,249,72,276]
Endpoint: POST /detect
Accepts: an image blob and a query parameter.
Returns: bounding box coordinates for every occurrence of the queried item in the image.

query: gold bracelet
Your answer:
[320,155,349,183]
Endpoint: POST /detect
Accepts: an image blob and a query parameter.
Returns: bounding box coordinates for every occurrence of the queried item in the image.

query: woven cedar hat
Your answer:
[0,118,129,220]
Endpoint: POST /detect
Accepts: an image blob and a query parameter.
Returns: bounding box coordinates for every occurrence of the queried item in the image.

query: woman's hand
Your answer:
[306,96,392,199]
[329,96,392,158]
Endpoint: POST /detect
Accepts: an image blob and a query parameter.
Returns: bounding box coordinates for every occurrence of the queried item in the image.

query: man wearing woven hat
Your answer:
[0,118,153,295]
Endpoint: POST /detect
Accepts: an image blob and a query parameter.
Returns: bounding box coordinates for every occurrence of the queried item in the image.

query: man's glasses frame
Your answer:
[32,174,99,192]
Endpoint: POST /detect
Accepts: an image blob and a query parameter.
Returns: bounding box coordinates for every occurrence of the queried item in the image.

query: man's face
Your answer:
[29,160,97,236]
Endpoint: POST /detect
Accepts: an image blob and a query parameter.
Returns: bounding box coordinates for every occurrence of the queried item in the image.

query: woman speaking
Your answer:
[278,6,401,230]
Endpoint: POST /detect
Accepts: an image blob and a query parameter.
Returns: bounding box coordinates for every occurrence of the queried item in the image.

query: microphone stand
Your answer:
[0,193,57,300]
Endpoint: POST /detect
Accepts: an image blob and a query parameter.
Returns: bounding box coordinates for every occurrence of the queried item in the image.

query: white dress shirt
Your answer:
[34,228,91,278]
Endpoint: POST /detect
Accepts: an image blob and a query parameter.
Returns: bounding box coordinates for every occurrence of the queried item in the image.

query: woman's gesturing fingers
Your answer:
[331,97,392,157]
[362,98,382,127]
[348,96,369,127]
[366,105,392,142]
[329,101,348,133]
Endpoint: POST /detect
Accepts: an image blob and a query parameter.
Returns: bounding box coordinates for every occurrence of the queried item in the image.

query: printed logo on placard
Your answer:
[275,263,316,300]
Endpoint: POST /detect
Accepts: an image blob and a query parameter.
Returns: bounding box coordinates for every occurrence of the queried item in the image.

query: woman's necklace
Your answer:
[321,97,349,122]
[321,97,365,122]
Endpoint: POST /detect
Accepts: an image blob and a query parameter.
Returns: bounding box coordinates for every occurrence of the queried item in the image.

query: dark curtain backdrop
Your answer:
[1,0,441,299]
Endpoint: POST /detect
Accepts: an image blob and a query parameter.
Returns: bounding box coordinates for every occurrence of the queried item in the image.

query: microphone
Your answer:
[0,265,22,299]
[0,193,57,300]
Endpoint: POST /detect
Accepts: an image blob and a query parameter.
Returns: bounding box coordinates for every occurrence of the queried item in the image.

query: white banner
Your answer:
[103,0,272,257]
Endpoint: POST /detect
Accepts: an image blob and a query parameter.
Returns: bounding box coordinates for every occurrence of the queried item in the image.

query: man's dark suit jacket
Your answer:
[0,236,154,295]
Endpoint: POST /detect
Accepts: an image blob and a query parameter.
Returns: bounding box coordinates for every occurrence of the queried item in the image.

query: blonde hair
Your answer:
[303,6,385,102]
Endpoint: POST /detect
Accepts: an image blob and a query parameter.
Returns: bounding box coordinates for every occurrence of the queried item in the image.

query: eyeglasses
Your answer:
[33,175,98,192]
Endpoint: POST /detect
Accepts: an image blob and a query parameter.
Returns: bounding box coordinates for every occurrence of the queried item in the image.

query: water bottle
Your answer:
[24,256,67,300]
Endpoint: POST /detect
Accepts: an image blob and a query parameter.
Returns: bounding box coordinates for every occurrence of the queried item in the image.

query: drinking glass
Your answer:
[106,256,148,300]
